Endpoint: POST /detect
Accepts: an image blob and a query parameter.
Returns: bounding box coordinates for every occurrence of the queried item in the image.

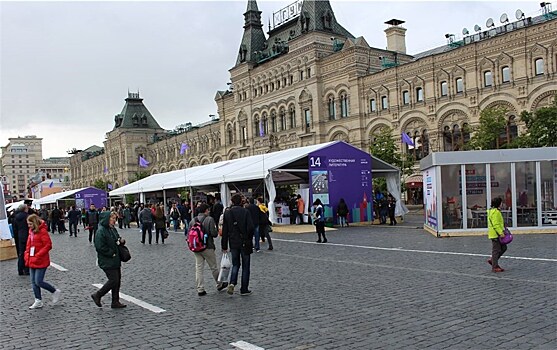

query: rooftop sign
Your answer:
[272,0,303,30]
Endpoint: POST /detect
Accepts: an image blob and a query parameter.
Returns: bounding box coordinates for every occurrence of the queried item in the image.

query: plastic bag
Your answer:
[218,252,231,283]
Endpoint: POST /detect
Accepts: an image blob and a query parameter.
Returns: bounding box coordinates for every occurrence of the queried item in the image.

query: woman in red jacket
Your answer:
[24,214,61,309]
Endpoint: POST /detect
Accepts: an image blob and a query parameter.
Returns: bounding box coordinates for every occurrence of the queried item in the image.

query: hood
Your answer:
[99,211,112,228]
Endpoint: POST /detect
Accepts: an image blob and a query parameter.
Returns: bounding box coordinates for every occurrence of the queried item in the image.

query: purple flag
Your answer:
[124,180,128,185]
[180,143,189,155]
[259,119,264,137]
[103,166,108,174]
[107,183,113,190]
[139,156,150,168]
[401,133,415,147]
[48,181,54,188]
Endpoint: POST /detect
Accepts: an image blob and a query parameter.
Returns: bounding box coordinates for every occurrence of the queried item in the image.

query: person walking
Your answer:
[169,203,181,232]
[154,205,167,244]
[50,206,61,233]
[296,194,305,225]
[12,204,30,276]
[257,197,273,250]
[189,204,227,296]
[85,204,100,245]
[222,194,254,296]
[387,194,397,226]
[211,194,224,232]
[81,209,87,229]
[24,214,61,309]
[117,204,124,229]
[246,198,261,252]
[67,205,80,237]
[337,198,349,227]
[312,199,327,243]
[139,203,154,244]
[487,197,507,273]
[123,205,131,229]
[91,212,127,308]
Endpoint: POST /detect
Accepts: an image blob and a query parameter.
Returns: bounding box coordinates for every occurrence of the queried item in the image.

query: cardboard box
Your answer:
[0,239,18,261]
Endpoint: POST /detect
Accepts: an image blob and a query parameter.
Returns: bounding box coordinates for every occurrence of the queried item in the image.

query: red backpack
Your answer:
[187,218,207,252]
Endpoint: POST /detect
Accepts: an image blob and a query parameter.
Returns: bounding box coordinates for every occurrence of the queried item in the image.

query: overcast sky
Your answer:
[0,0,539,158]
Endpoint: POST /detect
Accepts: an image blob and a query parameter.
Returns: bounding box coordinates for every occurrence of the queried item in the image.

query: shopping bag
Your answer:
[217,253,231,283]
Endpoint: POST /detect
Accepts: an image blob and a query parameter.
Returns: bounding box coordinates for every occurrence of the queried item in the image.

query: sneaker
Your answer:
[492,267,504,273]
[91,293,102,307]
[198,291,207,296]
[487,259,492,266]
[217,282,228,292]
[240,290,252,296]
[29,299,44,309]
[227,284,235,295]
[111,302,127,309]
[52,289,61,304]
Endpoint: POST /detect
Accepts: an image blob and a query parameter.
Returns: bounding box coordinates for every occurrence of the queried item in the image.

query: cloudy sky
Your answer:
[0,0,538,158]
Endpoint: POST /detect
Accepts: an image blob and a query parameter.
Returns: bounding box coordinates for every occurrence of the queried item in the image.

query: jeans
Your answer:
[260,225,273,249]
[297,212,304,224]
[88,224,98,243]
[69,221,78,236]
[97,268,121,304]
[30,268,56,300]
[338,215,347,227]
[172,219,180,232]
[253,225,260,251]
[193,249,220,293]
[50,220,58,233]
[141,222,153,244]
[229,248,251,293]
[315,221,326,241]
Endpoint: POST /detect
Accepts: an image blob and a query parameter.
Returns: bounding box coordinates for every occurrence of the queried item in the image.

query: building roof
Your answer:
[112,92,162,130]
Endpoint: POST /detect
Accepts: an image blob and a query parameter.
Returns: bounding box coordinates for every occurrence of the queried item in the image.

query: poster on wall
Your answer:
[423,168,438,231]
[308,142,373,224]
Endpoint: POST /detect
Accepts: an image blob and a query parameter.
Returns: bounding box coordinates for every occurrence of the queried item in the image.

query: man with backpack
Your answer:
[188,203,227,296]
[222,194,254,296]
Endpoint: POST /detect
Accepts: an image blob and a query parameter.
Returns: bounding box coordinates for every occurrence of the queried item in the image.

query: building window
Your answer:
[289,106,296,128]
[254,89,257,97]
[443,124,470,151]
[265,85,268,93]
[254,115,260,136]
[416,87,424,102]
[328,97,336,120]
[241,126,247,145]
[340,93,348,117]
[306,68,311,78]
[535,58,544,75]
[381,96,388,110]
[440,81,448,96]
[277,80,281,89]
[227,125,234,145]
[262,113,268,134]
[289,75,294,84]
[280,109,287,131]
[271,111,277,133]
[402,90,410,105]
[501,66,510,83]
[455,78,463,93]
[304,109,311,128]
[370,99,376,112]
[299,71,304,81]
[484,71,493,87]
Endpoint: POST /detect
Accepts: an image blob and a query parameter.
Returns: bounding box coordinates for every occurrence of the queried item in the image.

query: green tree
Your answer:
[516,97,557,147]
[466,106,511,150]
[92,179,109,191]
[130,171,150,183]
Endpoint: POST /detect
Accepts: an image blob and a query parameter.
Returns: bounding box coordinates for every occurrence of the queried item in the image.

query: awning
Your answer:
[405,174,423,188]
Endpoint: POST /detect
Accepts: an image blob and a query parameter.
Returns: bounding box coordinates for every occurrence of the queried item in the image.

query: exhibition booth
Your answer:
[420,147,557,237]
[32,186,107,210]
[110,141,406,225]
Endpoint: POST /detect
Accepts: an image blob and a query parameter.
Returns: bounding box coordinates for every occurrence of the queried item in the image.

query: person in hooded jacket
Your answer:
[91,212,127,308]
[24,214,61,309]
[12,204,30,275]
[313,199,327,243]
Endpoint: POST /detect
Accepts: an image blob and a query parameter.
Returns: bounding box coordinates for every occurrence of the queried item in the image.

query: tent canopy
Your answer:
[32,187,102,206]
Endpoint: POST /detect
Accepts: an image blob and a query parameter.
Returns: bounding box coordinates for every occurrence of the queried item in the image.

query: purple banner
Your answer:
[308,142,373,224]
[74,188,107,209]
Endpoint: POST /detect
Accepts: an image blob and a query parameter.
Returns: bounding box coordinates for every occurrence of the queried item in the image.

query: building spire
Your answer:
[235,0,267,65]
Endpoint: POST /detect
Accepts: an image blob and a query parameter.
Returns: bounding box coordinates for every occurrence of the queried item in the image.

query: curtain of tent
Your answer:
[264,174,277,223]
[386,172,409,217]
[220,183,232,207]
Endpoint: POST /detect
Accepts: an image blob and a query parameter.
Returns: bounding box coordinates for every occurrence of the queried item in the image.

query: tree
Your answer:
[92,179,109,191]
[130,171,149,183]
[516,97,557,147]
[369,126,414,191]
[466,106,511,150]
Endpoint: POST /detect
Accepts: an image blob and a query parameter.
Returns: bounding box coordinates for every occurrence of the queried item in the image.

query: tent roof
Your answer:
[110,141,399,196]
[33,187,97,205]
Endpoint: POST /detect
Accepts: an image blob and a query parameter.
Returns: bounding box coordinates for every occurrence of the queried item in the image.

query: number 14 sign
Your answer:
[309,156,326,169]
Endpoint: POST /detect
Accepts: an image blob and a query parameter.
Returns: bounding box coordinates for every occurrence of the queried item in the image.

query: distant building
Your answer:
[70,0,557,190]
[0,135,70,200]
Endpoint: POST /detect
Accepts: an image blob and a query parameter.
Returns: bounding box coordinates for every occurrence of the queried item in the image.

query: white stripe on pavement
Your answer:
[50,262,68,271]
[230,340,265,350]
[272,238,557,262]
[92,284,166,313]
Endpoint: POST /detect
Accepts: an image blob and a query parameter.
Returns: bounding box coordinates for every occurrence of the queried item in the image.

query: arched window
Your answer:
[289,105,296,129]
[455,78,463,93]
[262,112,268,135]
[340,93,348,117]
[279,108,286,131]
[227,125,234,145]
[499,116,519,148]
[416,87,424,102]
[440,81,448,96]
[370,99,376,112]
[535,58,544,75]
[443,124,470,151]
[402,90,410,105]
[501,66,510,83]
[254,115,260,137]
[271,111,277,133]
[328,96,336,120]
[484,71,493,87]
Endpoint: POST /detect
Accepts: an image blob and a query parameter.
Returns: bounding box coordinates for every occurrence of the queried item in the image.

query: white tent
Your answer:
[109,141,407,219]
[32,187,88,206]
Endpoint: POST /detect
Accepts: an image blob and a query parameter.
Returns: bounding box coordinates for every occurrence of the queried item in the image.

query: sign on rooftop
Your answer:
[272,0,303,30]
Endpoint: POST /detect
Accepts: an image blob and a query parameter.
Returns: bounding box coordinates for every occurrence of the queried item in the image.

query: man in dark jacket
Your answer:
[12,204,30,275]
[222,194,254,296]
[246,198,261,252]
[50,206,61,233]
[67,205,81,237]
[139,203,154,244]
[211,194,224,231]
[85,204,100,245]
[91,211,126,308]
[189,204,227,296]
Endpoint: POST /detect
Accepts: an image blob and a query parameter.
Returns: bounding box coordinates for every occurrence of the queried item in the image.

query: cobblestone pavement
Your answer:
[1,214,556,349]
